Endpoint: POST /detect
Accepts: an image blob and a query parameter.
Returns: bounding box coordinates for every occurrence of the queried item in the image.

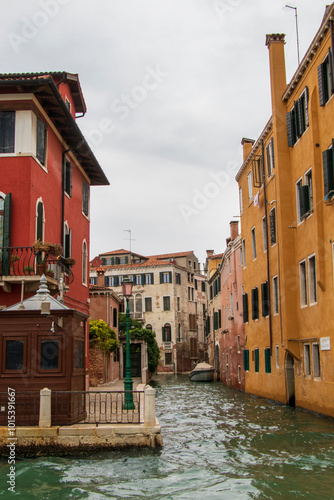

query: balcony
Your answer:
[0,246,73,294]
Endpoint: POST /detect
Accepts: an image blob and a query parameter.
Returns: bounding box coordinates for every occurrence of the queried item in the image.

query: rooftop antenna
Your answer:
[123,229,136,253]
[285,5,300,66]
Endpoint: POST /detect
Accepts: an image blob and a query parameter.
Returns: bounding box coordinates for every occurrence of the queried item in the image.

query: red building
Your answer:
[0,71,108,312]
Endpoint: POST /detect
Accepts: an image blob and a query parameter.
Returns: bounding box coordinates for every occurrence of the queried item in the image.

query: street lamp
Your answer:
[121,276,135,410]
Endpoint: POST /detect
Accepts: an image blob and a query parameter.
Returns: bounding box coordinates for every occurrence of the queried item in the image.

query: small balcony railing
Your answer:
[0,246,74,284]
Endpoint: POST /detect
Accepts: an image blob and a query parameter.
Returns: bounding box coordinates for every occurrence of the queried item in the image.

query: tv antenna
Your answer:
[285,5,300,66]
[123,229,136,253]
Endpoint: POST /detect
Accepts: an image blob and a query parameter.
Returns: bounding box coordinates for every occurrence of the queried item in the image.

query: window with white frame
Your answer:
[296,177,303,224]
[0,111,15,153]
[228,256,231,273]
[299,260,307,307]
[269,207,276,245]
[247,171,253,201]
[251,227,257,260]
[318,50,334,106]
[230,292,234,318]
[286,87,309,146]
[305,169,313,214]
[275,345,279,368]
[304,343,311,375]
[239,187,243,214]
[308,254,317,304]
[163,296,170,311]
[262,216,267,253]
[273,275,279,315]
[266,138,275,176]
[312,343,320,378]
[145,297,152,312]
[239,247,243,266]
[82,241,88,284]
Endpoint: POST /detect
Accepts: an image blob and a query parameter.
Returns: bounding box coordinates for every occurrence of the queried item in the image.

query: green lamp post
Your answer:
[122,276,135,410]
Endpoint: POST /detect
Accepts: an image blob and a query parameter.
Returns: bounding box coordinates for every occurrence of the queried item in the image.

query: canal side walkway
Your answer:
[0,380,162,457]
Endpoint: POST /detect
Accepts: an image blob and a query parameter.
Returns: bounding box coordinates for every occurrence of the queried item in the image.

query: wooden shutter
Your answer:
[270,137,275,169]
[296,97,305,136]
[36,201,43,241]
[125,256,128,264]
[218,309,221,328]
[265,348,271,373]
[82,182,89,216]
[0,111,15,153]
[110,257,114,265]
[243,293,249,323]
[243,349,249,371]
[304,86,309,127]
[104,276,109,286]
[64,228,71,258]
[65,160,72,196]
[150,273,154,284]
[318,63,326,106]
[299,185,310,218]
[254,348,259,372]
[323,148,334,197]
[2,193,11,275]
[115,257,120,265]
[329,48,334,96]
[251,287,259,320]
[160,272,163,284]
[169,271,172,283]
[269,209,276,245]
[36,119,46,165]
[286,111,295,147]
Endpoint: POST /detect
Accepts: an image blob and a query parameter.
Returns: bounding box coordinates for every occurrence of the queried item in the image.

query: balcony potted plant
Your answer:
[23,266,34,276]
[45,269,55,278]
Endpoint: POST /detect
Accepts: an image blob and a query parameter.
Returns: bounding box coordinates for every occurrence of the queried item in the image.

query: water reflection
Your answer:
[1,374,334,499]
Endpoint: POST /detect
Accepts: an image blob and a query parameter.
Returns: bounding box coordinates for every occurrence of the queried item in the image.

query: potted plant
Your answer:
[23,266,34,275]
[45,269,55,278]
[64,257,76,267]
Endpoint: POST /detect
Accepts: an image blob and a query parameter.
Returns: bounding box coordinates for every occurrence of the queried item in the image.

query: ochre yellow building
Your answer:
[236,5,334,417]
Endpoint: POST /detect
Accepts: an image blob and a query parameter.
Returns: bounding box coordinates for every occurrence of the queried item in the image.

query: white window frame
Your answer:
[262,216,267,253]
[308,254,317,305]
[272,275,279,315]
[312,342,321,378]
[304,343,311,376]
[266,140,274,177]
[239,187,243,214]
[251,227,257,260]
[247,171,253,201]
[299,260,307,307]
[275,345,279,369]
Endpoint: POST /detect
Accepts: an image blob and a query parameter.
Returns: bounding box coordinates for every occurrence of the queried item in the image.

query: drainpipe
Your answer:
[262,140,273,353]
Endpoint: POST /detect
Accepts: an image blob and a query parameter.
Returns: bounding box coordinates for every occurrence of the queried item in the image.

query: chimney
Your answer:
[265,34,287,117]
[96,267,105,287]
[230,220,239,241]
[206,250,214,258]
[241,138,255,162]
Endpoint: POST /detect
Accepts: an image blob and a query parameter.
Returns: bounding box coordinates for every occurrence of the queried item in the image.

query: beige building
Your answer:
[90,249,207,373]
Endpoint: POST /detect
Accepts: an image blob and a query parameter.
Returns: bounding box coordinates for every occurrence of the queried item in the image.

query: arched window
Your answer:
[135,293,142,313]
[64,222,71,258]
[162,323,171,342]
[82,240,87,284]
[36,200,44,241]
[146,324,152,330]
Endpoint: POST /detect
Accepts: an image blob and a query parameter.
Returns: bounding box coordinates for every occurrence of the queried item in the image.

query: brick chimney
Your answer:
[230,220,239,241]
[206,250,214,258]
[241,138,255,162]
[96,267,105,287]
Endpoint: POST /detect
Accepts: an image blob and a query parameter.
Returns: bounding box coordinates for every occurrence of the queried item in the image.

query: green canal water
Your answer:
[1,375,334,499]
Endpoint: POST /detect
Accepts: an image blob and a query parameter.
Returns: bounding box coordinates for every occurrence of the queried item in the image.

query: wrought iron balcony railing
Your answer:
[0,246,74,284]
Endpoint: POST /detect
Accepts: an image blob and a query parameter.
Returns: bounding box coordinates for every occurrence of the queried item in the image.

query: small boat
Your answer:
[189,362,214,382]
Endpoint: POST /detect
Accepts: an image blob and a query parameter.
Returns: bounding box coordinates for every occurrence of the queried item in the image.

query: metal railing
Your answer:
[0,391,40,426]
[0,246,73,284]
[53,390,141,425]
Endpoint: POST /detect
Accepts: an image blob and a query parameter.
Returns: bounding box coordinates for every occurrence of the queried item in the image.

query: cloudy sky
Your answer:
[0,0,330,268]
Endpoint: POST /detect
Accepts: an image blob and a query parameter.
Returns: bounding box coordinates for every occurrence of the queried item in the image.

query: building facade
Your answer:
[236,5,334,417]
[90,249,207,373]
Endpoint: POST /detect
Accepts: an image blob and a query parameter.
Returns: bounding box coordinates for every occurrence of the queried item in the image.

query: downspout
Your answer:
[262,139,273,353]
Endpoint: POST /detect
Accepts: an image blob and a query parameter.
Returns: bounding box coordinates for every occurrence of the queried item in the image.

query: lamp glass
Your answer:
[122,277,133,297]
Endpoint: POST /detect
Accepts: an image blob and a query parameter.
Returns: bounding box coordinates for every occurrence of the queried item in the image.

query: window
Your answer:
[318,49,334,106]
[90,277,97,285]
[251,287,259,320]
[296,172,312,222]
[266,137,275,176]
[312,343,320,378]
[5,340,24,370]
[265,348,271,374]
[228,257,231,273]
[82,181,89,216]
[239,247,243,266]
[74,340,84,369]
[162,323,171,342]
[242,293,249,323]
[322,143,334,199]
[36,200,44,242]
[135,275,142,285]
[163,296,170,311]
[146,324,152,330]
[160,271,172,283]
[247,171,253,200]
[64,224,71,259]
[304,343,311,375]
[261,281,269,317]
[82,241,88,284]
[299,260,307,307]
[273,275,279,315]
[251,227,257,260]
[135,293,142,313]
[286,87,309,146]
[201,281,205,293]
[230,292,234,318]
[237,335,241,352]
[243,349,249,371]
[0,111,15,153]
[64,160,72,196]
[177,297,180,311]
[40,339,59,370]
[165,352,173,365]
[189,314,197,330]
[145,297,152,312]
[262,216,267,253]
[177,324,182,342]
[239,187,243,214]
[275,345,279,369]
[113,307,118,327]
[242,239,246,269]
[254,348,259,373]
[305,169,313,214]
[269,207,276,245]
[145,273,154,284]
[308,254,317,304]
[175,273,181,285]
[36,118,47,165]
[238,366,241,384]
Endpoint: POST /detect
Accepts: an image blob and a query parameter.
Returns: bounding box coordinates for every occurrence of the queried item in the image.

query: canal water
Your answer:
[1,374,334,499]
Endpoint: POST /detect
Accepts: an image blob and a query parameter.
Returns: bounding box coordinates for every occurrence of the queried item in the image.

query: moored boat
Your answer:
[189,362,214,382]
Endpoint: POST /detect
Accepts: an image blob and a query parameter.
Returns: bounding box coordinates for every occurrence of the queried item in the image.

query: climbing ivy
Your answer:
[89,319,119,353]
[118,314,160,374]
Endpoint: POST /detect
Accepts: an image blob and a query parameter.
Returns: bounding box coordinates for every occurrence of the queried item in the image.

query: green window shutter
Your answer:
[169,271,172,283]
[210,285,213,300]
[243,292,249,323]
[218,309,221,329]
[261,281,269,317]
[110,257,114,265]
[125,256,128,264]
[243,349,249,371]
[2,193,11,275]
[269,209,276,245]
[286,111,296,147]
[160,272,163,284]
[265,348,271,373]
[254,348,259,372]
[318,63,326,106]
[141,274,145,285]
[104,276,109,286]
[296,97,305,136]
[299,185,310,218]
[150,273,154,284]
[329,48,334,96]
[323,148,334,198]
[304,86,309,127]
[251,287,259,320]
[115,257,120,265]
[0,111,15,153]
[65,160,72,196]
